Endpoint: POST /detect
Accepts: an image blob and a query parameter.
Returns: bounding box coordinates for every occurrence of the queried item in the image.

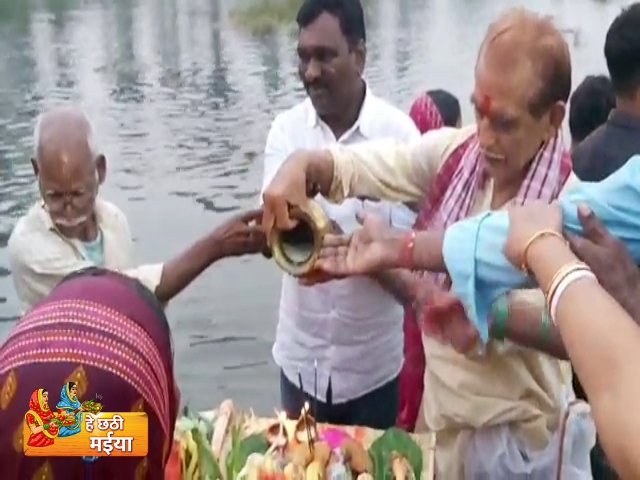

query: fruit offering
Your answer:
[81,399,103,415]
[174,402,425,479]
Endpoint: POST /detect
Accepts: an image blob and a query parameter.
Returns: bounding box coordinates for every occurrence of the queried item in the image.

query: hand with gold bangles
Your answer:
[504,200,640,480]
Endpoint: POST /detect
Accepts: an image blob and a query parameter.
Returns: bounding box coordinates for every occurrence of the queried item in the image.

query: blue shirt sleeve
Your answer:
[442,156,640,342]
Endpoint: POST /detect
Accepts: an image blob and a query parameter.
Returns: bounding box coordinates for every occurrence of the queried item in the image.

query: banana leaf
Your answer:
[179,406,215,442]
[225,424,240,479]
[191,427,223,480]
[225,425,269,479]
[237,433,269,465]
[368,428,422,479]
[177,406,221,480]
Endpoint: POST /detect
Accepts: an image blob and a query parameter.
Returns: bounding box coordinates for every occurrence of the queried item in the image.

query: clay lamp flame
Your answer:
[266,410,288,455]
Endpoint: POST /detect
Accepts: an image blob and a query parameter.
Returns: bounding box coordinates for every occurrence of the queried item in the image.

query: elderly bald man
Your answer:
[8,107,266,311]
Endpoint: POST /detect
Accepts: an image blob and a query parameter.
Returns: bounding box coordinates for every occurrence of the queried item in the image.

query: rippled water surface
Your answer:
[0,0,629,412]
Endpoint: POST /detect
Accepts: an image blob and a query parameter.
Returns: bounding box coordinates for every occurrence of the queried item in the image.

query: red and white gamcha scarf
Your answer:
[415,131,573,287]
[408,130,572,353]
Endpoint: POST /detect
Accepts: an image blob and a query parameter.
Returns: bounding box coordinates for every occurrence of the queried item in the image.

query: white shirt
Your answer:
[261,88,420,403]
[8,198,163,313]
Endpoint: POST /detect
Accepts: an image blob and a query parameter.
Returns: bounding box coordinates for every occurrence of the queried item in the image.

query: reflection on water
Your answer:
[0,0,629,412]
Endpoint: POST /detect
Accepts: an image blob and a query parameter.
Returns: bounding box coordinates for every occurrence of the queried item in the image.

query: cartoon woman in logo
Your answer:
[24,388,65,447]
[56,382,85,437]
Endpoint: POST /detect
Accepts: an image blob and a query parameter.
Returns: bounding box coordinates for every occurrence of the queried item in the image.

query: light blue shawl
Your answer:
[442,155,640,341]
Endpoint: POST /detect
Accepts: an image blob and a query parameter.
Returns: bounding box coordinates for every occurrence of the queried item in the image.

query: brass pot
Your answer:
[269,200,330,277]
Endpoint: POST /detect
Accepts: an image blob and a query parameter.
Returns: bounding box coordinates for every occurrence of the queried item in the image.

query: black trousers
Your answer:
[280,370,399,430]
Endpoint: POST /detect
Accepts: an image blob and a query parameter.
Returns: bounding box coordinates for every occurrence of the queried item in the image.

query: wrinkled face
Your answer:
[32,153,105,229]
[471,49,564,185]
[297,12,365,117]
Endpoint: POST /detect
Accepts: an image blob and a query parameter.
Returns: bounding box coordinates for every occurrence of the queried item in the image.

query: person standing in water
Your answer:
[9,106,266,311]
[261,0,419,429]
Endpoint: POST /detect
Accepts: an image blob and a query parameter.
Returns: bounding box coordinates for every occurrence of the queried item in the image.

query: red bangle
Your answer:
[399,230,416,269]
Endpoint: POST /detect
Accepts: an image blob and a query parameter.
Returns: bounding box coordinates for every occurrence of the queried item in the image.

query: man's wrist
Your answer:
[305,150,335,197]
[489,294,509,341]
[304,152,321,197]
[207,233,228,262]
[380,230,410,269]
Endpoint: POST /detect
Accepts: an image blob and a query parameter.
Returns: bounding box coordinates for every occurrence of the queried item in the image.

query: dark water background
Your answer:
[0,0,628,413]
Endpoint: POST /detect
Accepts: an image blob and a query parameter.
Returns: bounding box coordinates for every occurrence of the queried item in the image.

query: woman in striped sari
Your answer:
[0,267,178,480]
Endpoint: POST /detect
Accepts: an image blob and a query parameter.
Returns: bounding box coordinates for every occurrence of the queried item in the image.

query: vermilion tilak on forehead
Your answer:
[478,92,492,117]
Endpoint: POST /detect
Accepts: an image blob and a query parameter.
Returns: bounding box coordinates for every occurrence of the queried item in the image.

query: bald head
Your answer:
[31,106,106,186]
[33,106,99,168]
[477,8,571,116]
[31,107,106,230]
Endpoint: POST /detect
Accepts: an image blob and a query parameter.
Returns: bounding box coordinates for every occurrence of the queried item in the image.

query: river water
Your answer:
[0,0,629,413]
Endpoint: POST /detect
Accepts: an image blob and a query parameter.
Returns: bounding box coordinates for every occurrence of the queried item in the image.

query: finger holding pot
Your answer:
[268,200,332,278]
[261,149,336,241]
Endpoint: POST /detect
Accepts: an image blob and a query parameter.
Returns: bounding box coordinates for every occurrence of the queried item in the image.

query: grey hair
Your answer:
[32,109,101,161]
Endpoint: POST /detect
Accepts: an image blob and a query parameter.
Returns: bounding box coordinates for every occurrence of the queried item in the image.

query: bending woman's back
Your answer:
[0,268,178,479]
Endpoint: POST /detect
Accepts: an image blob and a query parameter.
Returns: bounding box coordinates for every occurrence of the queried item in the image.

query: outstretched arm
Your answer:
[373,269,419,306]
[9,211,265,308]
[325,127,468,203]
[357,157,640,340]
[150,210,264,303]
[282,136,435,205]
[316,156,640,342]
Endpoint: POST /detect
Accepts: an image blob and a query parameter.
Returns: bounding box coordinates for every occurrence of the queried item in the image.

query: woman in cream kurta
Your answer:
[322,125,576,477]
